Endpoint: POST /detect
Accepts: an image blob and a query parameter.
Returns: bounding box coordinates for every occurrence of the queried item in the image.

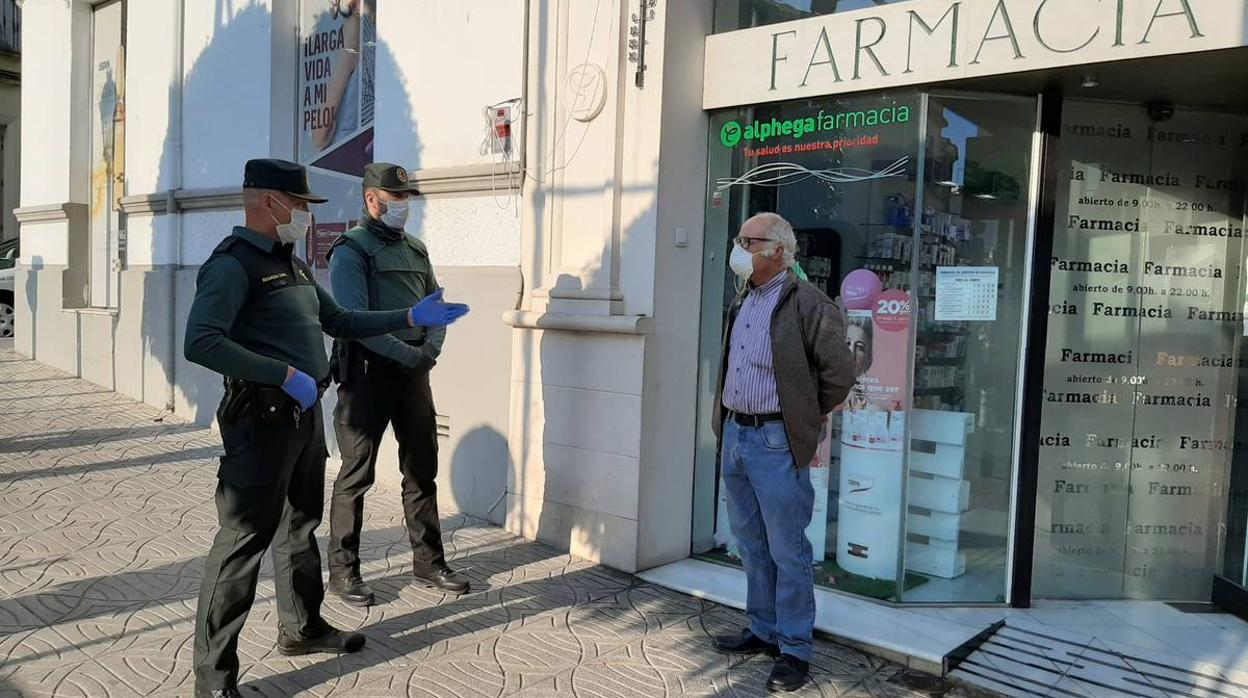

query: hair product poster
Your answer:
[837,291,912,580]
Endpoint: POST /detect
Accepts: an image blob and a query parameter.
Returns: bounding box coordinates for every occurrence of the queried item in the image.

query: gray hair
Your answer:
[746,212,797,267]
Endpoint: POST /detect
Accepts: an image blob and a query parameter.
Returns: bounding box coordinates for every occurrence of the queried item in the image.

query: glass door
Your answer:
[899,93,1039,602]
[1035,101,1248,600]
[693,90,1039,604]
[89,0,125,308]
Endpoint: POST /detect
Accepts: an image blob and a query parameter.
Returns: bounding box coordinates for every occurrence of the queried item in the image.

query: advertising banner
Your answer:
[298,0,376,267]
[837,287,912,580]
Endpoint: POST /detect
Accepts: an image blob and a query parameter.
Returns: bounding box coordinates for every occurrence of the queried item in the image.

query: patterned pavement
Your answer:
[0,350,995,697]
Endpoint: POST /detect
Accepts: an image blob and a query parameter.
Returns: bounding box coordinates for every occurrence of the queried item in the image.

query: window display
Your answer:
[695,90,1035,603]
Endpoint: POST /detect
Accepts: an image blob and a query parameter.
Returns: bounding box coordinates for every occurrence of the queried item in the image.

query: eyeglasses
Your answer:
[734,236,774,250]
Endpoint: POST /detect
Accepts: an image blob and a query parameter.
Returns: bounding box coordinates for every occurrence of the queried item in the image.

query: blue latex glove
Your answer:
[409,288,470,328]
[282,368,317,412]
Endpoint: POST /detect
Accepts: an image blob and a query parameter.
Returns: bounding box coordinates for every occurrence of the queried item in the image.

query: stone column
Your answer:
[505,0,712,572]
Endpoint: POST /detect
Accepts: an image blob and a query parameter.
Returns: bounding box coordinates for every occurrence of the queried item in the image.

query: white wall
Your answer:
[181,0,278,190]
[375,0,525,172]
[415,195,521,268]
[20,0,79,209]
[124,0,179,196]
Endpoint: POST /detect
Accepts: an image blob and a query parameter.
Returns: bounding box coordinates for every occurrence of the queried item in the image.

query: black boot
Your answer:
[712,628,780,656]
[277,620,366,656]
[194,686,242,698]
[766,654,810,692]
[329,574,375,607]
[413,565,470,595]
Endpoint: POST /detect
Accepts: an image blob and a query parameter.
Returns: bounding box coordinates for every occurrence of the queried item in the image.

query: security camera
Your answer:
[1147,101,1175,122]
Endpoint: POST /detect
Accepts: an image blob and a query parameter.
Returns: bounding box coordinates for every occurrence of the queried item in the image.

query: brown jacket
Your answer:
[713,272,856,468]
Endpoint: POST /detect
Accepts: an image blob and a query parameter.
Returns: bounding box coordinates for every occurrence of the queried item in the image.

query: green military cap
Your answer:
[243,158,328,203]
[363,162,421,195]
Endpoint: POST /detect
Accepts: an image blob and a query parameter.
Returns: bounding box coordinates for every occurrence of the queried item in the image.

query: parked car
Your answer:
[0,237,17,339]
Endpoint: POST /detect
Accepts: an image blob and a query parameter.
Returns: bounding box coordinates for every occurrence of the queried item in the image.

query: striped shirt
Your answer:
[722,271,788,415]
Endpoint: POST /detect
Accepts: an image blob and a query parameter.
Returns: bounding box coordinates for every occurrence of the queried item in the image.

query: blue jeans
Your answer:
[721,418,816,660]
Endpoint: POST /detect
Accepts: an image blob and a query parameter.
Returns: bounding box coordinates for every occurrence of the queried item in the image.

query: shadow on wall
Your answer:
[449,426,511,525]
[145,1,277,426]
[140,0,424,428]
[23,255,40,357]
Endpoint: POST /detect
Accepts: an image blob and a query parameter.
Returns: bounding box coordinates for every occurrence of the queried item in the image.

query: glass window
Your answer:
[694,90,1036,604]
[696,90,923,602]
[902,94,1037,602]
[714,0,913,33]
[1036,102,1248,600]
[89,0,125,309]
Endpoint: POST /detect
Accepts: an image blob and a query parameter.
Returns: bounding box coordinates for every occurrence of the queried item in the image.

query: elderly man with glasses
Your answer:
[711,212,855,692]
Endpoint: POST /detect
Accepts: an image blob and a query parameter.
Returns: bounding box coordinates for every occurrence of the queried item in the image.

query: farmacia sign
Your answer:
[704,0,1232,110]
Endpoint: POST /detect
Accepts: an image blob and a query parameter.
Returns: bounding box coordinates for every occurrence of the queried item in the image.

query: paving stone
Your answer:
[0,351,991,697]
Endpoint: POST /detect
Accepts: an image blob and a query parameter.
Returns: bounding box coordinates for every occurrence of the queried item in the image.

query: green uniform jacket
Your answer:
[327,214,445,370]
[184,226,412,386]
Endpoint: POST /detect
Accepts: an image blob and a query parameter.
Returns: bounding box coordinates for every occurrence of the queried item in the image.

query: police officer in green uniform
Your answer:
[324,163,469,607]
[184,159,469,698]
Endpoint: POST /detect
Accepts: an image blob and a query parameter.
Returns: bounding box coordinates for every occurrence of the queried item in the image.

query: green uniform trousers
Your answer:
[193,399,328,690]
[328,355,444,578]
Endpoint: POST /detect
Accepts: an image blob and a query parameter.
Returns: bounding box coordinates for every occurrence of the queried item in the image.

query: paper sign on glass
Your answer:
[935,267,998,322]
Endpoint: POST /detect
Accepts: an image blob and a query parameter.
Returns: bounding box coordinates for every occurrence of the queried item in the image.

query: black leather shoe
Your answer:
[194,686,242,698]
[329,575,375,607]
[766,654,810,692]
[276,620,366,656]
[414,566,470,595]
[712,628,780,656]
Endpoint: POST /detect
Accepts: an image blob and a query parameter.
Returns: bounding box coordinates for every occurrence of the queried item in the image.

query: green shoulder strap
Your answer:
[327,228,379,308]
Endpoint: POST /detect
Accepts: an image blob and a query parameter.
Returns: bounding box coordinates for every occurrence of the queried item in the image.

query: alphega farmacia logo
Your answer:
[720,105,912,148]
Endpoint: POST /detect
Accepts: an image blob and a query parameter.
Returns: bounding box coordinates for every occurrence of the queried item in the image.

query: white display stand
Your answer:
[835,410,906,580]
[904,409,974,579]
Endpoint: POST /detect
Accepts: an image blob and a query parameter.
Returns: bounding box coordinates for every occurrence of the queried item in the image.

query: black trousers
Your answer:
[194,399,327,690]
[328,357,444,579]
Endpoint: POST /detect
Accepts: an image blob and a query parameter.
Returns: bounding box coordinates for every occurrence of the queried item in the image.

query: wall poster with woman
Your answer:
[298,0,377,268]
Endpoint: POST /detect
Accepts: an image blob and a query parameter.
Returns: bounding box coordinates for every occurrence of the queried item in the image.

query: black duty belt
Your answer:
[728,411,784,428]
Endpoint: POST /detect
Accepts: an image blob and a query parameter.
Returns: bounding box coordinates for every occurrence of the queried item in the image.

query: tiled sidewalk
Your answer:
[0,351,991,697]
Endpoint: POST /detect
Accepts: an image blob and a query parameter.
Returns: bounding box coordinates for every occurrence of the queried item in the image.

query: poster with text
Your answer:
[298,0,377,268]
[837,296,912,580]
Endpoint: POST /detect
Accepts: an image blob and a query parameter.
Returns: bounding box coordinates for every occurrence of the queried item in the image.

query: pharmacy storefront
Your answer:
[681,0,1248,615]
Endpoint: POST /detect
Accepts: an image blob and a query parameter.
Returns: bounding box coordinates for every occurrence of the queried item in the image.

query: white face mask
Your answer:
[271,198,312,244]
[379,199,410,229]
[729,244,757,280]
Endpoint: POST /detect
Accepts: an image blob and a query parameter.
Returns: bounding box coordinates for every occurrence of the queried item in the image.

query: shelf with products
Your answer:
[916,357,965,366]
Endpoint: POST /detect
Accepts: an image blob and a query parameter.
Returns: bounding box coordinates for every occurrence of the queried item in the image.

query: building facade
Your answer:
[16,0,1248,649]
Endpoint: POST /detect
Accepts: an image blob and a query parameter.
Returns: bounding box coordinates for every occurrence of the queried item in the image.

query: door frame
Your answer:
[1008,88,1064,608]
